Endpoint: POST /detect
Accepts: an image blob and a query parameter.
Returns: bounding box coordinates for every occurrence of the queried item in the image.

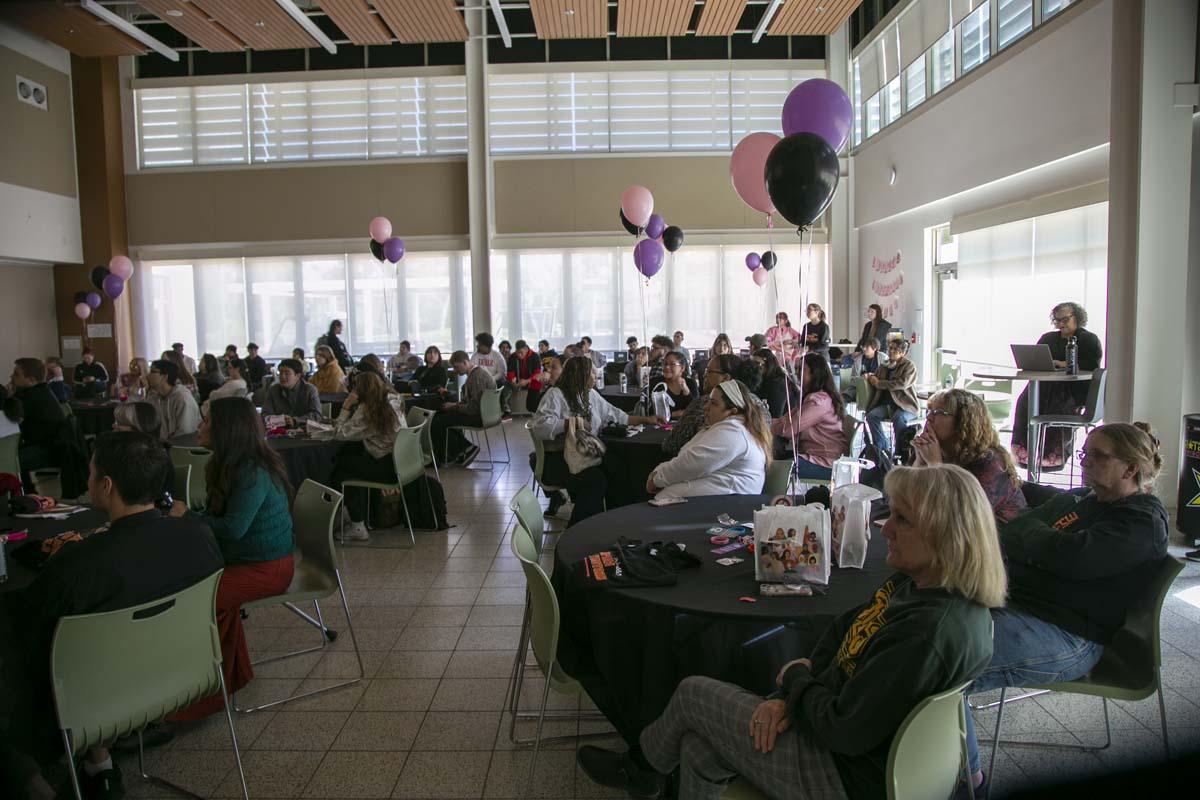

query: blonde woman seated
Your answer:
[645,379,771,500]
[310,345,347,395]
[911,388,1027,523]
[329,370,407,540]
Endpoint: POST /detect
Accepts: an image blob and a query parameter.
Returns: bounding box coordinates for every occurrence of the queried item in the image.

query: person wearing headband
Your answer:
[645,379,772,500]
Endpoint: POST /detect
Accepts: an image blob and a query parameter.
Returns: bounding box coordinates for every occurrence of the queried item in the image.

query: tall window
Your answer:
[884,78,902,126]
[931,30,955,94]
[865,93,882,138]
[997,0,1035,50]
[904,56,927,111]
[851,60,863,147]
[1042,0,1071,21]
[960,4,992,75]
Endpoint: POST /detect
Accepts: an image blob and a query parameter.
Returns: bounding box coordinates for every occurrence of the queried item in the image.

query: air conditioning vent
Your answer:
[16,75,48,110]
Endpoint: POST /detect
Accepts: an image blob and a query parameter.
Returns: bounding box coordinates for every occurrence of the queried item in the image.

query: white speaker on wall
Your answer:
[15,75,48,111]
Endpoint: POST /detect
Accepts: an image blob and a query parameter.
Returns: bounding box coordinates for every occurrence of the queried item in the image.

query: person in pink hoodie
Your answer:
[770,352,846,480]
[765,311,800,363]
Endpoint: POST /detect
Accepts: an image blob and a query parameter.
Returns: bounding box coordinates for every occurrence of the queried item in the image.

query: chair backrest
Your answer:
[391,420,428,486]
[1106,555,1183,691]
[762,460,792,495]
[479,387,503,428]
[0,433,20,476]
[525,421,551,485]
[510,486,544,552]
[173,464,191,508]
[406,406,437,466]
[320,401,333,418]
[855,376,871,408]
[1080,367,1106,423]
[842,415,860,457]
[51,570,224,755]
[291,479,343,583]
[169,446,211,510]
[938,363,961,389]
[509,518,560,676]
[885,679,973,800]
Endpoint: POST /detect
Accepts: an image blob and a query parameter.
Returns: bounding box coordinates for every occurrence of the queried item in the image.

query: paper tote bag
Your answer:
[831,484,882,569]
[753,503,831,586]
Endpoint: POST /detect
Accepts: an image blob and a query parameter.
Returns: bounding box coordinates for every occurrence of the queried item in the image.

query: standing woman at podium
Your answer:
[1011,302,1102,471]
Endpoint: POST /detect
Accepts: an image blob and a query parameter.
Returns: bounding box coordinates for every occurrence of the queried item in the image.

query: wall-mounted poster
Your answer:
[870,252,904,319]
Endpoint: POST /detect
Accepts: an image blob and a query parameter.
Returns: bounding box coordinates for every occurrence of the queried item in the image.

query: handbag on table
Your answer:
[564,415,606,474]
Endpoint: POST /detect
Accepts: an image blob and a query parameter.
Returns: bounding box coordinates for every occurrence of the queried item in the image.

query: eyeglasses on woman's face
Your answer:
[1077,448,1115,463]
[1052,313,1075,325]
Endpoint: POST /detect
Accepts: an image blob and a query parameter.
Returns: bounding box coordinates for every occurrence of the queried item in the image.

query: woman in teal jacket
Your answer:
[170,396,295,719]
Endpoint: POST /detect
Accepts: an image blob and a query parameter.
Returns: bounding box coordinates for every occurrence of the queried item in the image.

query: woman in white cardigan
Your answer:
[647,379,771,500]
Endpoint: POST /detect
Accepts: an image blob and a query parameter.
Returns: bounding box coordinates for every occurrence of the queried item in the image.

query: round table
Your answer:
[2,507,108,591]
[69,400,118,436]
[171,433,342,490]
[551,494,889,745]
[600,425,671,507]
[599,385,642,413]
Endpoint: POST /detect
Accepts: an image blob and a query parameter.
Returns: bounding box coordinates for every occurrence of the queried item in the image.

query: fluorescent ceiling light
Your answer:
[489,0,512,48]
[274,0,338,54]
[753,0,785,44]
[81,0,179,61]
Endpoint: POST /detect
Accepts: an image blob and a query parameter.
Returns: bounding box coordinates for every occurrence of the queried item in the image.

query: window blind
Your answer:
[137,87,194,167]
[193,85,248,165]
[897,0,952,69]
[997,0,1034,50]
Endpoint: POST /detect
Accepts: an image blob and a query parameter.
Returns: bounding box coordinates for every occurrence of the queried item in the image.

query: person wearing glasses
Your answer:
[961,422,1166,796]
[911,389,1027,523]
[1010,302,1103,471]
[863,339,919,454]
[662,355,769,457]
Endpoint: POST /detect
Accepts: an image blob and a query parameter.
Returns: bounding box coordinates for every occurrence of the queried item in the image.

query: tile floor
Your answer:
[112,419,1200,799]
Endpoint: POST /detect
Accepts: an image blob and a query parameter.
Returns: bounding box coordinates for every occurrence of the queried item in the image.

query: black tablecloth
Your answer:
[551,494,889,745]
[171,433,341,490]
[69,401,117,436]
[599,385,642,413]
[601,426,671,507]
[1,507,108,591]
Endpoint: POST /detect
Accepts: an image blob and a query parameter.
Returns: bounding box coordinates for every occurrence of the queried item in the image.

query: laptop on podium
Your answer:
[1010,344,1063,372]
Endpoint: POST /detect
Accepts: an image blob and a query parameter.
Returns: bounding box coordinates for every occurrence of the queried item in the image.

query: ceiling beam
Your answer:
[274,0,337,53]
[488,0,512,47]
[81,0,179,60]
[753,0,784,42]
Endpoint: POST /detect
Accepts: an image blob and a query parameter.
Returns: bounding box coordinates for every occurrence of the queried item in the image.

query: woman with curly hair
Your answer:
[1011,301,1102,470]
[912,388,1027,523]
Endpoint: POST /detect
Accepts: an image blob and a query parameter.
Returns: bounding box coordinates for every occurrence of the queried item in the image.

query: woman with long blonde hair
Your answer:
[112,356,151,398]
[912,388,1026,522]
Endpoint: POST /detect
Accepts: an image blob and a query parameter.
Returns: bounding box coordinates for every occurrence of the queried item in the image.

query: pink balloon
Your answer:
[369,216,393,244]
[108,255,134,280]
[730,133,780,215]
[752,267,768,286]
[620,185,654,228]
[74,302,91,320]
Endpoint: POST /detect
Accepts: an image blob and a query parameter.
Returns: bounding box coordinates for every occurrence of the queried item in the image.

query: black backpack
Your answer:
[370,475,449,530]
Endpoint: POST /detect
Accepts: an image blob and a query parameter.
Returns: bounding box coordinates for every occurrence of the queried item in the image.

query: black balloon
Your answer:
[619,208,640,236]
[73,291,89,304]
[369,239,385,261]
[662,225,684,252]
[90,265,110,290]
[761,251,778,271]
[764,132,840,229]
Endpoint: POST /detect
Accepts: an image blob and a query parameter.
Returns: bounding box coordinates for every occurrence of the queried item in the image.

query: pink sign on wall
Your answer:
[870,252,903,319]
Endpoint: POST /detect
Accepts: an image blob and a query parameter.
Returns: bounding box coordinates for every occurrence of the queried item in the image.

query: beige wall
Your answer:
[0,43,76,198]
[126,161,469,247]
[494,156,772,235]
[0,263,59,368]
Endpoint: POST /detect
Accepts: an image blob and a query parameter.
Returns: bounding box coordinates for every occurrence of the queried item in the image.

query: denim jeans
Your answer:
[864,405,916,452]
[965,606,1104,773]
[793,456,833,480]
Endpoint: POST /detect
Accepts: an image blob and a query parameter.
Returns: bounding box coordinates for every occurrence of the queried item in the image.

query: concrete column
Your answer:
[827,23,852,342]
[465,2,492,334]
[1105,0,1197,515]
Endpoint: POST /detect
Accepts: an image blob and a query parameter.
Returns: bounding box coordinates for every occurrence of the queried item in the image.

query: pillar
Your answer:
[465,2,492,334]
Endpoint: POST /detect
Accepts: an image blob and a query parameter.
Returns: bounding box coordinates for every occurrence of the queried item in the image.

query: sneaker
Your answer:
[576,746,663,799]
[343,520,370,541]
[459,444,481,467]
[81,765,125,800]
[545,492,565,517]
[953,771,986,800]
[553,501,574,522]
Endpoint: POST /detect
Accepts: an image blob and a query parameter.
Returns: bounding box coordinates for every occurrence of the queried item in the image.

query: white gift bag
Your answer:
[831,484,883,569]
[753,503,831,585]
[649,382,674,422]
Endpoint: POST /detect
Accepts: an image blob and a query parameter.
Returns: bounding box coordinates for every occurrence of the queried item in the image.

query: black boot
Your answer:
[577,746,664,799]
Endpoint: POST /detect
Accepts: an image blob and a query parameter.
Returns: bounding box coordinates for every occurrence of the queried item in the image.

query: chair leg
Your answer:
[251,601,333,667]
[61,731,83,800]
[1157,683,1171,760]
[980,692,1115,754]
[986,687,1006,800]
[524,673,554,796]
[500,424,511,463]
[398,489,417,546]
[483,429,494,471]
[218,668,251,800]
[970,689,1049,711]
[423,475,440,530]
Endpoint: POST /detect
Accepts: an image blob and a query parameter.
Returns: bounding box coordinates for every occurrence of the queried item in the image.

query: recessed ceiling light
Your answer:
[255,20,265,27]
[564,8,575,15]
[166,9,183,16]
[816,5,827,11]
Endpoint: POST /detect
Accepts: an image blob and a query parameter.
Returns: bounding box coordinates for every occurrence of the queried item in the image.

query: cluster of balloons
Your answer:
[619,185,685,279]
[745,251,778,287]
[74,255,134,320]
[368,216,405,263]
[730,78,850,231]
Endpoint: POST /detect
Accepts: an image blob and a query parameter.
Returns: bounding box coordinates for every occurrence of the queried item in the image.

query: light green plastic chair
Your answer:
[0,432,20,476]
[525,421,564,500]
[762,459,794,495]
[169,446,211,511]
[961,378,1014,426]
[445,387,509,469]
[341,419,436,548]
[238,480,364,711]
[405,405,440,481]
[722,679,974,800]
[320,401,333,418]
[855,375,872,410]
[51,570,249,800]
[173,464,191,509]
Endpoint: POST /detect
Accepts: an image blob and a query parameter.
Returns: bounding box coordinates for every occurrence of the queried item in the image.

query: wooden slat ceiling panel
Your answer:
[139,0,245,52]
[769,0,864,36]
[0,2,145,57]
[616,0,696,38]
[373,0,468,44]
[694,0,747,36]
[317,0,394,45]
[529,0,607,39]
[189,0,318,50]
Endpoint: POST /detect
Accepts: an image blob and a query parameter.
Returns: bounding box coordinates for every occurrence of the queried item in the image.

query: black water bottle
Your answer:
[1066,336,1078,375]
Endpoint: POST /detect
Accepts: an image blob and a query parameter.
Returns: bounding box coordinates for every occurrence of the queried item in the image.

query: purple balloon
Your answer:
[102,274,124,299]
[781,78,853,153]
[383,236,405,263]
[645,214,666,240]
[85,291,102,310]
[633,239,665,279]
[745,252,761,271]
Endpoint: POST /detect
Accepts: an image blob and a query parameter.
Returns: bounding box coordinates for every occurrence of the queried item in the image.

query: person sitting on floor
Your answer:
[770,352,846,481]
[579,464,1005,800]
[44,357,71,403]
[72,347,109,399]
[647,379,770,500]
[10,357,66,490]
[6,432,221,799]
[432,350,497,466]
[310,345,347,395]
[911,388,1027,523]
[507,339,543,414]
[863,338,919,454]
[168,398,295,721]
[261,358,322,425]
[960,422,1168,795]
[532,356,661,526]
[329,371,408,541]
[146,359,201,441]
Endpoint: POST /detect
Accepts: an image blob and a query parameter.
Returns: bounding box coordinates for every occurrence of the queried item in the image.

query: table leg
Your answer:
[1028,380,1040,484]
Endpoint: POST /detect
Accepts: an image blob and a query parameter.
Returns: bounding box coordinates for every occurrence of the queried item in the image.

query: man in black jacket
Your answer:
[10,358,66,492]
[72,347,109,399]
[3,432,223,799]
